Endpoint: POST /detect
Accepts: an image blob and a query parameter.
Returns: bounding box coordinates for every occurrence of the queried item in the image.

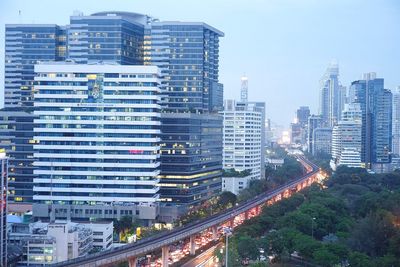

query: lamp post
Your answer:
[223,226,232,267]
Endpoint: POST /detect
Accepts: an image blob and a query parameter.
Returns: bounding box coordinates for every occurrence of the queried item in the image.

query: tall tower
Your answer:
[319,61,345,127]
[240,75,248,102]
[350,73,392,171]
[392,86,400,156]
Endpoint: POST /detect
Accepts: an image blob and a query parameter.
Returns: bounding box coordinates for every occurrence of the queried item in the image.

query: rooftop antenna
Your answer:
[18,10,22,24]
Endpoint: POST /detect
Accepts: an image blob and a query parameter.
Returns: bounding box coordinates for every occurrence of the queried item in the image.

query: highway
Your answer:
[53,155,320,267]
[181,243,222,267]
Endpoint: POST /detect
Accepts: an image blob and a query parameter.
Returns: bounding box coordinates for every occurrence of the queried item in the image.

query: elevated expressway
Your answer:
[54,155,322,267]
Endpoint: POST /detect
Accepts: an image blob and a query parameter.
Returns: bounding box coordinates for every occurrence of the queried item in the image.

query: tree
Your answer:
[313,246,340,267]
[236,235,260,261]
[218,191,237,208]
[348,252,373,267]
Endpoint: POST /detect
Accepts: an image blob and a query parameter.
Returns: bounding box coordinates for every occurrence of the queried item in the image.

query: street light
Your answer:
[223,227,233,267]
[311,217,316,239]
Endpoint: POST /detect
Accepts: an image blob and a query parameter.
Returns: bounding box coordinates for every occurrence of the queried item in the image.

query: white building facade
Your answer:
[221,100,264,192]
[32,64,161,223]
[330,103,363,170]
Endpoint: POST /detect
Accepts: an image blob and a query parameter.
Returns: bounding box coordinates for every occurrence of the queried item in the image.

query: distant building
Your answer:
[350,73,392,172]
[32,63,162,224]
[8,221,94,265]
[296,106,310,127]
[392,87,400,156]
[240,76,249,102]
[319,62,346,126]
[290,122,302,145]
[221,100,265,181]
[307,115,324,154]
[0,150,8,267]
[312,128,332,156]
[330,103,363,170]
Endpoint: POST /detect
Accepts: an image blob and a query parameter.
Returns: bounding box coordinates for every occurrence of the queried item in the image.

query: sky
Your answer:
[0,0,399,126]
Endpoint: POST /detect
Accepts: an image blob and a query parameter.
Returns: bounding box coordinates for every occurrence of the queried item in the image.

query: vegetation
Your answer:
[223,168,252,177]
[219,166,400,266]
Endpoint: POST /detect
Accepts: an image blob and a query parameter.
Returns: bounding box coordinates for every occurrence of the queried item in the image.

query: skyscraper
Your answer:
[148,22,224,207]
[350,73,392,172]
[296,106,310,127]
[240,76,248,102]
[32,63,162,223]
[392,87,400,156]
[307,115,324,154]
[3,24,67,209]
[5,24,67,109]
[330,103,362,170]
[319,62,346,127]
[68,11,150,65]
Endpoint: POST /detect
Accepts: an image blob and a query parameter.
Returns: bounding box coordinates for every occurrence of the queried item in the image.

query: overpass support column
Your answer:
[128,257,137,267]
[212,225,218,240]
[162,245,169,267]
[244,211,249,220]
[190,234,196,255]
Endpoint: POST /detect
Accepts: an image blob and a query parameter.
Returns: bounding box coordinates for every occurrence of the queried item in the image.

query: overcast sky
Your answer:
[1,0,399,126]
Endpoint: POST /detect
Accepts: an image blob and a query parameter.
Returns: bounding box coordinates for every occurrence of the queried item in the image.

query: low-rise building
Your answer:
[82,221,113,251]
[8,221,94,266]
[222,169,252,195]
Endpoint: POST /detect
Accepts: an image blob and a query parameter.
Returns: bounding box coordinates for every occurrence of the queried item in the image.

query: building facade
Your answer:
[350,73,392,172]
[147,21,224,207]
[392,87,400,156]
[330,103,362,170]
[0,150,8,267]
[319,62,346,127]
[307,115,324,154]
[312,128,332,156]
[9,221,93,266]
[32,63,162,223]
[68,11,150,65]
[221,100,264,182]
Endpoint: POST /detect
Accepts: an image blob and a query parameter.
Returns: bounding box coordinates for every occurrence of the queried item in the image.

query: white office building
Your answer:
[221,100,264,193]
[330,103,363,170]
[32,63,162,224]
[392,87,400,156]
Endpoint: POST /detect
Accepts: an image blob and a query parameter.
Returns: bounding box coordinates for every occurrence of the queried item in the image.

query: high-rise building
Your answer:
[392,87,400,156]
[32,63,162,223]
[68,11,150,65]
[307,115,324,154]
[0,111,36,204]
[5,24,67,109]
[0,149,8,267]
[148,22,224,207]
[350,73,392,171]
[296,106,310,127]
[3,24,67,209]
[319,62,346,126]
[312,128,332,156]
[330,103,362,170]
[240,76,248,102]
[221,100,264,182]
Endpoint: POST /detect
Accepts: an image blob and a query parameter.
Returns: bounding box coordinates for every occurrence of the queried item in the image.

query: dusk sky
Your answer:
[1,0,399,126]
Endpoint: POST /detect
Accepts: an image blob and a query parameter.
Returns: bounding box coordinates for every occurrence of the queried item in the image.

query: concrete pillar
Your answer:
[128,257,137,267]
[190,234,196,255]
[162,245,169,267]
[244,211,249,220]
[212,225,218,240]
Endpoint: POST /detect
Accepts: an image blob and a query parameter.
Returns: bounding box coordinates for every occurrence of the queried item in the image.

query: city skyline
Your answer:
[1,0,400,125]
